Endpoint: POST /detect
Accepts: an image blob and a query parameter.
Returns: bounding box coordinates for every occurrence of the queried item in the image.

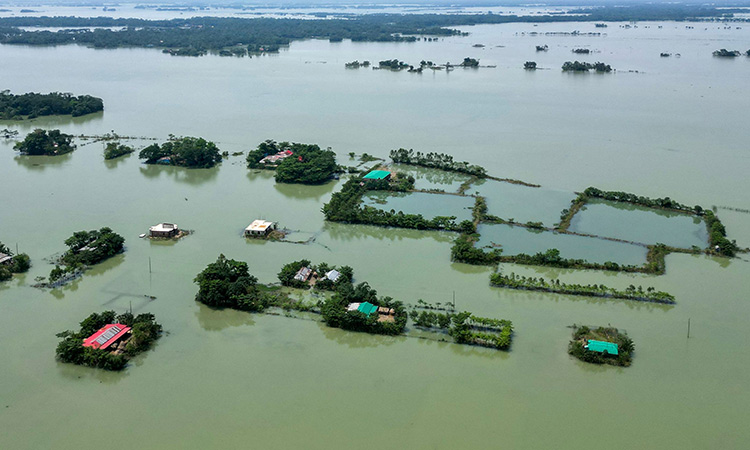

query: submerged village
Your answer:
[2,103,743,371]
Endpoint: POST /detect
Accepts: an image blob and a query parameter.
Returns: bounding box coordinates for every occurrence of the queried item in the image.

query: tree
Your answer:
[194,254,267,311]
[524,61,537,70]
[139,136,221,168]
[14,129,75,155]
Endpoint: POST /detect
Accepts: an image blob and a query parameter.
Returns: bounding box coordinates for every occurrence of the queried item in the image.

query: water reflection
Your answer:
[56,360,130,383]
[103,152,133,169]
[273,179,338,201]
[139,164,219,185]
[0,110,104,131]
[318,322,403,348]
[411,332,511,360]
[14,153,73,171]
[195,302,256,332]
[323,221,455,243]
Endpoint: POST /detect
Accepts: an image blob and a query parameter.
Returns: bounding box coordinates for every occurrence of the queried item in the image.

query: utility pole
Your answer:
[149,257,152,274]
[687,318,691,339]
[452,290,456,311]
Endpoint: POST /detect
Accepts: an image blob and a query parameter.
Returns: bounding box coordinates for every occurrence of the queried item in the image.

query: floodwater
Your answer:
[472,179,575,226]
[569,198,709,248]
[362,190,475,222]
[1,16,750,450]
[390,163,473,193]
[476,223,648,265]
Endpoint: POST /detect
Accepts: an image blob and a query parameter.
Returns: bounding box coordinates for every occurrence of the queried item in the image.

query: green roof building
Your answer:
[362,170,391,181]
[357,302,378,316]
[587,340,619,355]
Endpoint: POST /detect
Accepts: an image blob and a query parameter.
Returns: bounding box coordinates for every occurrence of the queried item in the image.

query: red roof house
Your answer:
[83,324,132,350]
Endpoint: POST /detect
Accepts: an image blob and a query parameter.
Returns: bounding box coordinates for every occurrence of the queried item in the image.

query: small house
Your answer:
[83,324,132,351]
[245,220,277,237]
[586,340,619,355]
[259,150,293,165]
[346,302,361,312]
[324,270,341,283]
[294,266,313,282]
[362,170,392,182]
[357,302,378,316]
[149,223,179,238]
[0,253,12,265]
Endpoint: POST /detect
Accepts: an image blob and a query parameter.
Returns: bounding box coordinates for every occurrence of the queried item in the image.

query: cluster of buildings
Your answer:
[294,265,343,285]
[346,301,396,323]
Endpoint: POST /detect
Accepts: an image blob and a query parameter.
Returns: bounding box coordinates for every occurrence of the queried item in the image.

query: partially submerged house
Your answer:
[586,340,619,355]
[324,270,341,283]
[0,253,12,265]
[259,149,293,165]
[244,220,277,237]
[83,324,132,352]
[362,170,392,182]
[294,266,313,282]
[149,222,180,238]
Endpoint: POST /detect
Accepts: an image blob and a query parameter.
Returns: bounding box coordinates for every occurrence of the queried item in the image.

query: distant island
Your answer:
[0,91,103,120]
[524,61,537,70]
[0,5,737,55]
[246,140,338,184]
[55,310,162,371]
[14,129,76,156]
[562,61,613,72]
[103,142,135,160]
[712,49,741,57]
[139,136,222,168]
[568,325,634,367]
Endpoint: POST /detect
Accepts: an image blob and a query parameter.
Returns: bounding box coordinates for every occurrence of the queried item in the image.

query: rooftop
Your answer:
[363,170,391,180]
[245,220,275,232]
[83,324,132,350]
[357,302,378,316]
[150,223,178,232]
[587,340,619,355]
[0,253,12,264]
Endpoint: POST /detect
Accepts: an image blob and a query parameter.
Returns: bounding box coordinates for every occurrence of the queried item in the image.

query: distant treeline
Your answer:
[0,5,738,52]
[0,91,103,120]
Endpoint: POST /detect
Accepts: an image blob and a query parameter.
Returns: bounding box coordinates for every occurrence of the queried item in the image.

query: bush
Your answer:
[14,129,75,155]
[139,136,221,168]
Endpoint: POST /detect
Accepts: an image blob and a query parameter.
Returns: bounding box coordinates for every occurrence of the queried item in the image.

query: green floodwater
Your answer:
[472,179,576,226]
[569,198,709,248]
[362,190,475,222]
[389,163,473,193]
[476,223,648,266]
[1,17,750,450]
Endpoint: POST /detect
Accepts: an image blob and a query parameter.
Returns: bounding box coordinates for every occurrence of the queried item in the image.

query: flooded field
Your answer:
[362,190,475,222]
[473,179,575,226]
[390,163,473,193]
[476,223,648,265]
[569,199,709,248]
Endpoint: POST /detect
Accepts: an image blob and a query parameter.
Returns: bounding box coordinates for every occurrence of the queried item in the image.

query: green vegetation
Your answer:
[194,254,276,312]
[55,310,162,371]
[0,5,732,53]
[410,308,513,350]
[568,325,634,367]
[13,129,75,156]
[572,48,591,54]
[390,148,487,178]
[536,45,549,52]
[322,178,459,231]
[379,59,409,70]
[246,140,338,184]
[562,61,613,72]
[556,193,588,231]
[345,60,370,68]
[0,90,103,120]
[713,49,741,57]
[704,210,737,256]
[320,282,407,336]
[451,233,502,265]
[524,61,537,70]
[139,136,221,168]
[0,242,31,282]
[491,271,675,304]
[461,57,479,67]
[103,142,135,160]
[277,259,353,290]
[48,228,125,284]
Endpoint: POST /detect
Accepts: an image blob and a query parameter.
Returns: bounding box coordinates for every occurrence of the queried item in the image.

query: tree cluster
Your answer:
[103,142,135,160]
[568,325,634,367]
[410,309,513,350]
[389,148,487,178]
[0,90,103,120]
[139,136,222,168]
[524,61,537,70]
[55,310,162,371]
[712,49,741,57]
[0,242,31,282]
[562,61,612,72]
[14,129,75,156]
[194,254,274,312]
[247,140,338,184]
[491,271,675,304]
[49,227,125,282]
[320,282,407,336]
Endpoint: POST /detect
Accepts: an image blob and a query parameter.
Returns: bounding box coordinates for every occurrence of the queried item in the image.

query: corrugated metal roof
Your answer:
[83,324,132,350]
[587,340,619,355]
[363,170,391,180]
[357,302,378,316]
